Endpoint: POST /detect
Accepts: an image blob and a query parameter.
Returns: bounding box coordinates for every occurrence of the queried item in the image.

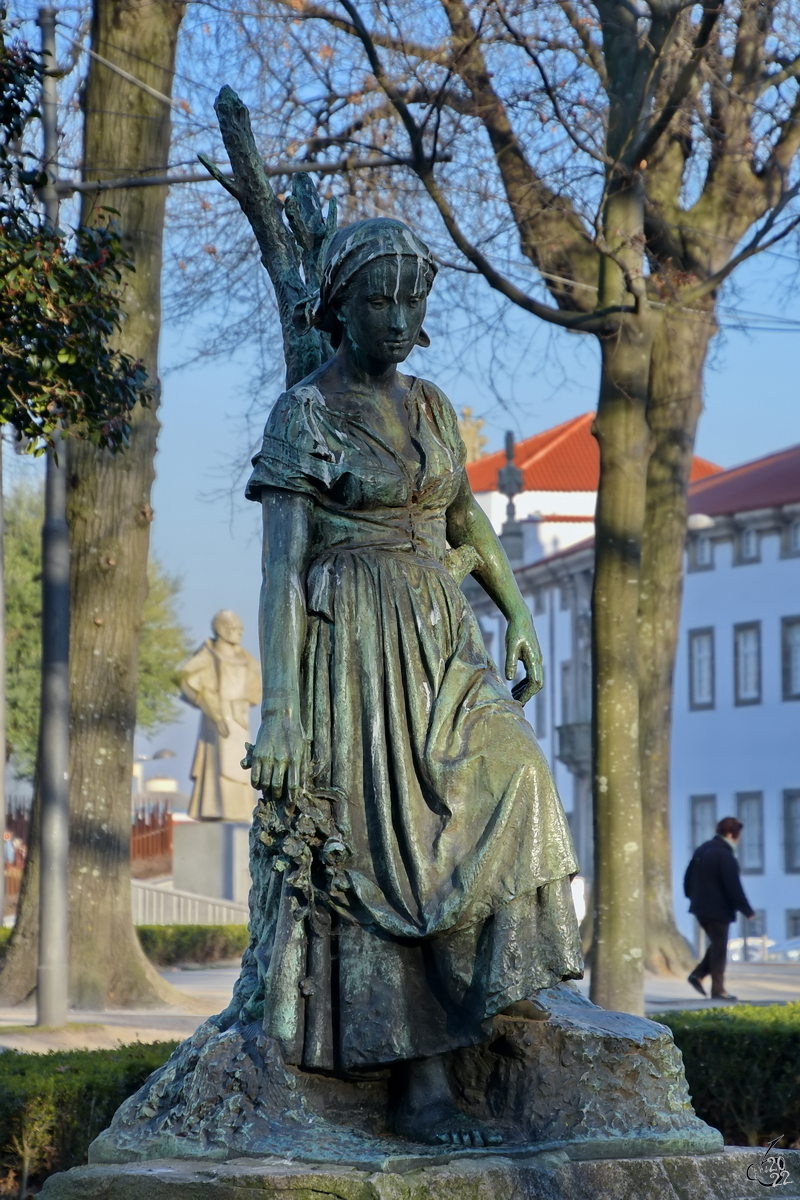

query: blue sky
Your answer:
[6,246,798,794]
[129,247,798,792]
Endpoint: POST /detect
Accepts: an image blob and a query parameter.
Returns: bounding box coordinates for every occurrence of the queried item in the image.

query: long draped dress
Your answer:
[243,375,582,1075]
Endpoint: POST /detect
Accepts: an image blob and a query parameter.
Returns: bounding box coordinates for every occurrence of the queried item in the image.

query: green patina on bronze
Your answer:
[80,95,723,1171]
[232,215,582,1076]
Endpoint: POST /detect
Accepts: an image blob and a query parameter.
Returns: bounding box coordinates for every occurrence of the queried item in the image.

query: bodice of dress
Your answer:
[245,376,467,564]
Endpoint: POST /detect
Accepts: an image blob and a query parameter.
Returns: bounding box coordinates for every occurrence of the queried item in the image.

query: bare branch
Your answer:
[554,0,608,85]
[759,54,800,95]
[269,0,450,63]
[680,179,800,304]
[491,0,609,164]
[333,0,612,331]
[632,0,724,166]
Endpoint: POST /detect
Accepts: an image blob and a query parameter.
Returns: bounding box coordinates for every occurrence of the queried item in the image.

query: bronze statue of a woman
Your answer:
[243,217,582,1145]
[86,211,718,1176]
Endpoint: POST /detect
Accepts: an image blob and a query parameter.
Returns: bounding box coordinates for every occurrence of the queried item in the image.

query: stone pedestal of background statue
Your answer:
[172,821,251,905]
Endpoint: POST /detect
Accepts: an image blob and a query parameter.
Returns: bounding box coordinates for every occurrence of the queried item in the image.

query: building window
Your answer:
[786,910,800,939]
[784,519,800,557]
[561,661,573,724]
[533,587,546,616]
[782,617,800,701]
[737,527,760,563]
[736,792,764,873]
[693,535,713,569]
[738,909,766,956]
[689,629,715,710]
[691,794,717,851]
[784,790,800,873]
[734,623,761,705]
[535,671,547,739]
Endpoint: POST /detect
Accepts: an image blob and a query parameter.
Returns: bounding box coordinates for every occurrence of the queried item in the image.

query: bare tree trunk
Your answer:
[588,171,654,1016]
[639,309,715,975]
[0,0,186,1006]
[589,320,654,1015]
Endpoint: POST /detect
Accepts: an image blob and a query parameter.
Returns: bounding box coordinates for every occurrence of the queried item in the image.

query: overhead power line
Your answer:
[56,154,452,195]
[62,33,180,109]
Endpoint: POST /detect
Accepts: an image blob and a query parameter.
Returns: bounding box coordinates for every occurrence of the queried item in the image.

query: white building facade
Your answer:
[467,436,800,946]
[671,448,800,946]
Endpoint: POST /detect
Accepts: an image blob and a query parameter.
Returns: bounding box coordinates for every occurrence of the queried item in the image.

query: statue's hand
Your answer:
[505,610,543,705]
[250,712,306,798]
[215,717,230,739]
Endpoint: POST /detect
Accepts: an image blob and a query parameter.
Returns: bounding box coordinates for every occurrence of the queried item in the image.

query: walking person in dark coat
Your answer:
[684,816,755,1000]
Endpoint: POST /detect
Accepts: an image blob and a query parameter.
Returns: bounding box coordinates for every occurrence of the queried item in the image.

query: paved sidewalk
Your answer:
[577,962,800,1013]
[1,962,798,1054]
[0,965,239,1053]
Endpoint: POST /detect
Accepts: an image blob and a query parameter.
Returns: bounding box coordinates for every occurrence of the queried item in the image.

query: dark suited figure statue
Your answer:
[684,816,755,1000]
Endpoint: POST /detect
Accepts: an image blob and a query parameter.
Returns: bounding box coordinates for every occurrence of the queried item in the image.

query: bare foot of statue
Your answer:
[394,1054,503,1147]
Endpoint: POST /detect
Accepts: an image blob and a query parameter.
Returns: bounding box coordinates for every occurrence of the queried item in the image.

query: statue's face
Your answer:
[214,613,243,645]
[338,257,428,369]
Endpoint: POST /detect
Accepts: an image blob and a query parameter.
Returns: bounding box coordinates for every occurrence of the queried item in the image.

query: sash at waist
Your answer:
[307,543,452,621]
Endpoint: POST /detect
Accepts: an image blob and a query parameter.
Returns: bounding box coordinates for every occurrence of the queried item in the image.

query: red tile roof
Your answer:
[467,412,721,493]
[688,443,800,517]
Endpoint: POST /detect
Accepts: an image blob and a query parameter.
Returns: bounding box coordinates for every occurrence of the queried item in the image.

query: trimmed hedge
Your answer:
[0,1042,178,1194]
[135,923,248,966]
[659,1003,800,1147]
[1,924,246,968]
[1,996,798,1193]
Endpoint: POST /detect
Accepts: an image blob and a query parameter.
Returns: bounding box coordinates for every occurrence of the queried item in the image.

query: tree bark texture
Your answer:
[0,0,186,1006]
[589,318,654,1017]
[638,309,715,975]
[587,171,654,1015]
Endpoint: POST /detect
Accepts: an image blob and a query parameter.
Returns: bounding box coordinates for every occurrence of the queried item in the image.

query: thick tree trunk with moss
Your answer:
[588,170,655,1016]
[0,0,186,1006]
[639,310,715,975]
[589,319,654,1016]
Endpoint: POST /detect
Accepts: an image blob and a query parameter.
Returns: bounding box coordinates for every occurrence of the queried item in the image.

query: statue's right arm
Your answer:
[250,488,313,798]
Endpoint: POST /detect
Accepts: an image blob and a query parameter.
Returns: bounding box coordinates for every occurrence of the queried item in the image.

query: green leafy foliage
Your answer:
[135,923,249,965]
[1,924,247,964]
[0,1042,178,1190]
[0,15,151,452]
[136,561,193,733]
[4,479,42,776]
[659,1004,800,1147]
[3,479,191,775]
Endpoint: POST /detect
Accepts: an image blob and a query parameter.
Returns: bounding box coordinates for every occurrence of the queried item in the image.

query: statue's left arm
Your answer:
[446,470,543,704]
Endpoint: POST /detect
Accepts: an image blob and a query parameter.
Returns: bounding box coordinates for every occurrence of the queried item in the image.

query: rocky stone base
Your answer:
[87,984,722,1166]
[41,1148,800,1199]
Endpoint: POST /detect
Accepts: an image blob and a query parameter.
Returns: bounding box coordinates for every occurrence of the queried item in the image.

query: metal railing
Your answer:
[131,802,172,876]
[131,879,248,926]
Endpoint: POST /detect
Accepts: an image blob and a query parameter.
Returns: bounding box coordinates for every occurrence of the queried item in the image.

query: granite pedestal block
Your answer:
[86,984,721,1168]
[172,821,251,904]
[41,1148,800,1199]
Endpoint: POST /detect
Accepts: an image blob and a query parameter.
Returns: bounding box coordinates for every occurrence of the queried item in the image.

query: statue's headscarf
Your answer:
[293,217,437,348]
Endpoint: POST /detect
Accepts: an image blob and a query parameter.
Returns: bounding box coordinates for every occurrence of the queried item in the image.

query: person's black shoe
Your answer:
[711,991,737,1001]
[687,973,707,997]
